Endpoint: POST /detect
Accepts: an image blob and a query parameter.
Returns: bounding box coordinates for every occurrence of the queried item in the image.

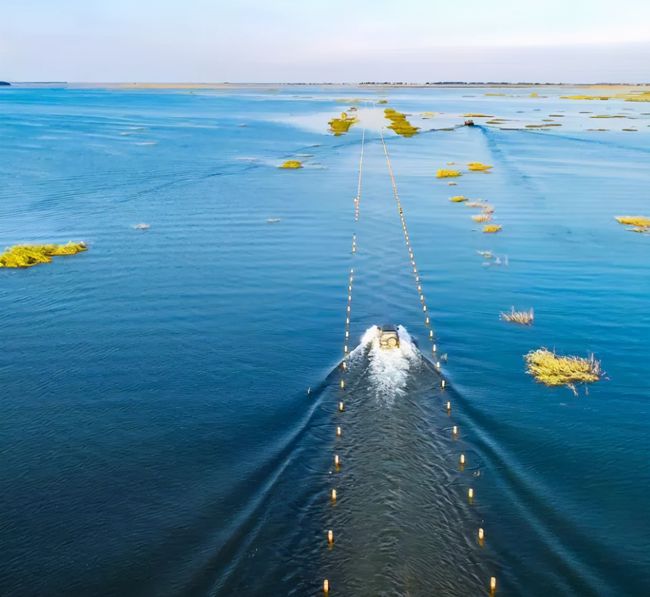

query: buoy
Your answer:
[490,577,496,592]
[436,361,441,369]
[460,453,466,465]
[425,316,430,325]
[345,330,349,338]
[307,387,311,396]
[344,344,348,353]
[446,400,451,411]
[433,343,437,351]
[334,454,340,467]
[429,330,433,339]
[328,529,334,545]
[452,425,458,436]
[478,527,484,541]
[336,426,342,437]
[339,402,345,412]
[324,579,330,593]
[441,379,446,389]
[342,361,347,370]
[468,487,474,500]
[331,488,337,502]
[340,379,345,389]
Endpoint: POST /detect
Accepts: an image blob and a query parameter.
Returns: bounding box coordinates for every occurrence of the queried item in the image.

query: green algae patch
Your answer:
[483,224,502,233]
[279,160,303,169]
[384,108,419,137]
[377,99,388,105]
[468,162,493,172]
[525,348,602,394]
[437,169,462,179]
[0,242,87,269]
[328,111,358,136]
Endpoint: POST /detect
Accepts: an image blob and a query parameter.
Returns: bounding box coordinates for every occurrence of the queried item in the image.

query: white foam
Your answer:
[351,325,420,403]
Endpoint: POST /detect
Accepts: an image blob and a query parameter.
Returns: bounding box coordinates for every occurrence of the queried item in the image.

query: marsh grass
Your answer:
[525,348,603,394]
[468,162,493,172]
[0,242,87,268]
[500,307,534,325]
[615,215,650,232]
[483,224,502,233]
[280,160,303,169]
[472,213,492,222]
[384,108,419,137]
[328,112,358,135]
[437,169,462,178]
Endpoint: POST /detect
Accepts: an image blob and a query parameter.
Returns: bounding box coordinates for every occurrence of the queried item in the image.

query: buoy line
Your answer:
[380,129,498,594]
[379,128,437,356]
[324,127,366,595]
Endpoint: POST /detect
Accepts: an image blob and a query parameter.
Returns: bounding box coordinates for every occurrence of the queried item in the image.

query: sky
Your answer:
[1,0,649,83]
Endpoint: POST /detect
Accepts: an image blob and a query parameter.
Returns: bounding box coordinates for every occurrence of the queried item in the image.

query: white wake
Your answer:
[349,325,421,403]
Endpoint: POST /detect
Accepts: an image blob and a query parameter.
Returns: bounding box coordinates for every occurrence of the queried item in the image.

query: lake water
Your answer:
[1,85,649,596]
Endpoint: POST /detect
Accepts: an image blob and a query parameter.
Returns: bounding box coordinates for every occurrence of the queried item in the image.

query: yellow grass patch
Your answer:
[384,108,419,137]
[483,224,502,233]
[279,160,303,169]
[468,162,493,172]
[615,216,650,229]
[437,169,462,178]
[472,213,491,222]
[525,348,602,392]
[500,307,534,325]
[328,111,358,135]
[0,242,87,268]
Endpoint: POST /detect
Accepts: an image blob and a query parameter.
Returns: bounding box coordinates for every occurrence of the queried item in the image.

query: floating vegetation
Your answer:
[500,307,534,325]
[463,113,493,118]
[485,93,506,97]
[590,114,626,119]
[267,218,281,224]
[377,99,388,104]
[448,181,458,186]
[449,195,468,203]
[421,111,436,119]
[622,128,638,132]
[483,224,502,233]
[529,92,540,98]
[0,242,87,269]
[477,250,493,258]
[525,123,562,128]
[561,95,612,101]
[525,348,603,394]
[467,162,493,172]
[472,213,492,223]
[328,111,358,135]
[615,216,650,233]
[279,160,303,169]
[437,169,462,178]
[384,108,419,137]
[133,223,150,231]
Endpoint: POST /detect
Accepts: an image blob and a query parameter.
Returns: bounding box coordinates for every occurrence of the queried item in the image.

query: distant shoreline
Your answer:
[5,81,650,90]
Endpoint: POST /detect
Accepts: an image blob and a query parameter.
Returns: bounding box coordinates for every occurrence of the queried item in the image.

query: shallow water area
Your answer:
[1,84,649,596]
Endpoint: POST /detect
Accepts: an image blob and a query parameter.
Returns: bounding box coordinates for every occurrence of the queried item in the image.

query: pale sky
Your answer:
[2,0,649,83]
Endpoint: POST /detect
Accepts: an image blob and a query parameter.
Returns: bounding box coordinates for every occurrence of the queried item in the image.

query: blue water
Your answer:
[1,85,649,596]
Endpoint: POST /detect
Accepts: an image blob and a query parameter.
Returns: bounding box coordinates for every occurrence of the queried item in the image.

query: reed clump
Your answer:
[468,162,493,172]
[328,112,358,135]
[483,224,502,233]
[0,242,87,268]
[615,215,650,231]
[449,195,468,203]
[279,160,303,169]
[437,169,462,178]
[472,213,491,222]
[384,108,419,137]
[500,307,534,325]
[525,348,602,392]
